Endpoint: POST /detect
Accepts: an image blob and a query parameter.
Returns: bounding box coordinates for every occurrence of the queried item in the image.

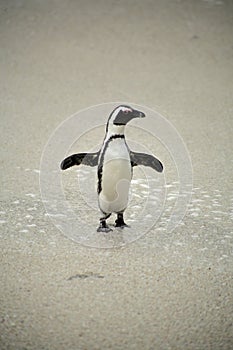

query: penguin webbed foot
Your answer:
[97,219,113,233]
[115,222,130,229]
[115,214,129,228]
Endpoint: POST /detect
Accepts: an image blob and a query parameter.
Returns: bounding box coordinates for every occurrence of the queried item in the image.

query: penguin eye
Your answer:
[123,110,129,114]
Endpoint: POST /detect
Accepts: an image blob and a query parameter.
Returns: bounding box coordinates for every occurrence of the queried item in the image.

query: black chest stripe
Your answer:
[97,134,125,194]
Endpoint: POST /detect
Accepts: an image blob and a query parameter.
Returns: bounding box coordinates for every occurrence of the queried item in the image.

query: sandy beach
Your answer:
[1,0,233,349]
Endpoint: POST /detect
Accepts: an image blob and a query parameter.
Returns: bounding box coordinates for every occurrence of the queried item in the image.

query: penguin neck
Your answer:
[106,123,126,139]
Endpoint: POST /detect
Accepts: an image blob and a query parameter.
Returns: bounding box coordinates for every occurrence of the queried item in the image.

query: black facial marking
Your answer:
[106,105,133,131]
[113,109,133,125]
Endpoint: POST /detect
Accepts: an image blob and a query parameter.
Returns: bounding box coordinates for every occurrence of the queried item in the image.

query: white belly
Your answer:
[99,157,132,214]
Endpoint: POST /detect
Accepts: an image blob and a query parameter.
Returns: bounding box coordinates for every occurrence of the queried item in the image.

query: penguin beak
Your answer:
[132,109,145,119]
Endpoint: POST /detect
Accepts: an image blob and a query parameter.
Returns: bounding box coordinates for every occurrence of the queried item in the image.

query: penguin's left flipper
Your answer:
[61,152,100,170]
[130,151,163,173]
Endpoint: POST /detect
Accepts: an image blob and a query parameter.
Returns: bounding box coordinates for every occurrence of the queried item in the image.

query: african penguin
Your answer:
[61,105,163,232]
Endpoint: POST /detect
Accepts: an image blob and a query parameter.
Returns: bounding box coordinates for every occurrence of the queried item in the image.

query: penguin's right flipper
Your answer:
[61,152,100,170]
[130,151,163,173]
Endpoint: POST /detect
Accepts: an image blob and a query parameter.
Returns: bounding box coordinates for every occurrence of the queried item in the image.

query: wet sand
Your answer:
[1,1,233,349]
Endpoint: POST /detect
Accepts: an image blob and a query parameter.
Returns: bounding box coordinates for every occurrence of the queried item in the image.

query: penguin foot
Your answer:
[115,222,130,229]
[97,220,113,233]
[115,218,129,228]
[115,213,129,228]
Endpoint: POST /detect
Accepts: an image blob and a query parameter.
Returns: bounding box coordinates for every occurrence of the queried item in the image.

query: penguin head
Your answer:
[107,105,145,133]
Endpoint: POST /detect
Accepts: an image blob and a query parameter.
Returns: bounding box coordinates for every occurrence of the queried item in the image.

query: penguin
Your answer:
[61,105,163,232]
